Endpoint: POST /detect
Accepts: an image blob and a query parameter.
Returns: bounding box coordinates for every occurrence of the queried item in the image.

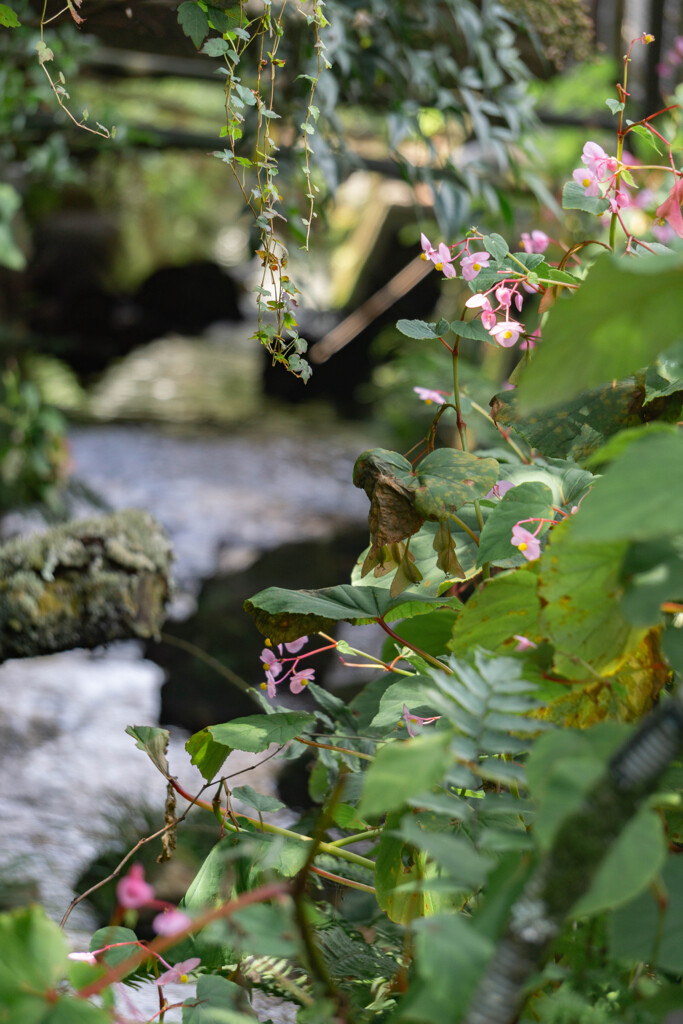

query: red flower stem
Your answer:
[76,881,290,999]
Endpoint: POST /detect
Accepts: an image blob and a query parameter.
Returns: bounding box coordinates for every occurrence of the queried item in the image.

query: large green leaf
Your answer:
[608,855,683,971]
[413,449,499,519]
[539,518,640,679]
[448,569,541,657]
[516,254,683,413]
[374,811,448,923]
[572,807,667,918]
[244,582,457,642]
[569,431,683,543]
[492,380,645,461]
[186,728,231,783]
[411,914,495,1019]
[359,730,453,819]
[477,482,554,566]
[0,906,69,1003]
[209,712,315,753]
[89,927,141,975]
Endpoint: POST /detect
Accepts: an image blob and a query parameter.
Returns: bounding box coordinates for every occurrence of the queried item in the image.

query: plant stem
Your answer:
[160,632,261,703]
[327,828,383,848]
[170,779,376,870]
[295,735,374,761]
[452,337,489,579]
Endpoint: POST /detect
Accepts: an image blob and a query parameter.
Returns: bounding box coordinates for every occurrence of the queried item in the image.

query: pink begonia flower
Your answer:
[402,704,441,738]
[608,189,630,212]
[490,321,524,348]
[68,951,98,964]
[414,386,447,404]
[520,230,549,254]
[481,310,497,330]
[581,141,618,179]
[461,250,490,281]
[261,648,282,676]
[116,864,155,910]
[284,636,308,653]
[572,167,602,197]
[153,909,192,936]
[433,242,457,279]
[485,480,514,500]
[155,958,201,986]
[511,524,541,561]
[655,178,683,238]
[513,635,538,652]
[514,291,523,312]
[495,285,512,307]
[290,667,315,694]
[420,233,437,261]
[465,292,491,311]
[262,668,278,699]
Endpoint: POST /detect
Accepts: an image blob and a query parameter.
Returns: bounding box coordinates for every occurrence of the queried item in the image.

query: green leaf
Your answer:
[413,449,499,518]
[569,431,683,543]
[448,569,541,657]
[177,0,210,48]
[89,927,140,975]
[232,784,285,813]
[449,319,494,343]
[620,540,683,626]
[209,712,315,753]
[205,3,239,33]
[244,582,456,642]
[182,974,258,1022]
[186,728,230,782]
[492,380,645,461]
[561,181,609,215]
[477,481,554,566]
[398,818,493,888]
[381,606,460,659]
[605,97,625,114]
[608,855,683,972]
[0,5,20,28]
[539,518,639,679]
[572,807,667,917]
[125,725,170,775]
[627,123,663,156]
[374,811,449,923]
[412,913,494,1016]
[359,730,452,818]
[201,37,229,56]
[516,254,683,413]
[0,906,69,1002]
[181,841,234,913]
[482,232,509,262]
[396,319,439,339]
[370,676,439,730]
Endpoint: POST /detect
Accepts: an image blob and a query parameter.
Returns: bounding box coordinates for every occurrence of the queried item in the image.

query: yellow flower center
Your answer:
[425,398,433,405]
[420,252,428,261]
[265,638,272,647]
[473,262,481,271]
[260,681,267,690]
[435,261,443,271]
[262,662,269,671]
[503,331,512,340]
[582,176,591,187]
[518,541,528,551]
[180,974,189,983]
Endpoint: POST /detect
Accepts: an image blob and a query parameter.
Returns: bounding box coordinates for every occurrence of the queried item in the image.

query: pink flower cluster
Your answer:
[420,234,492,282]
[261,636,315,697]
[572,141,630,212]
[465,283,526,348]
[115,862,192,937]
